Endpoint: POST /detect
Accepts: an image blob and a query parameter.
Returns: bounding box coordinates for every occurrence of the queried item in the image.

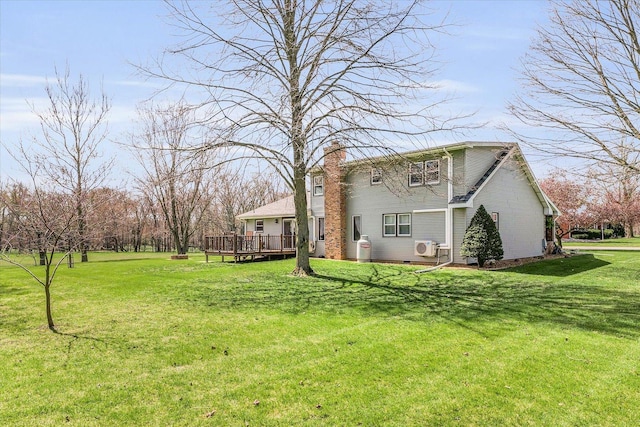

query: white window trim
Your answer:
[383,213,411,237]
[318,217,325,241]
[370,168,382,185]
[425,159,440,185]
[383,214,397,237]
[255,219,265,233]
[352,215,362,241]
[313,175,324,196]
[397,213,412,237]
[408,162,423,187]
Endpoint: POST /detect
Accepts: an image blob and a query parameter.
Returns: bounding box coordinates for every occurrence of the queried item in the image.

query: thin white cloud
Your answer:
[0,97,48,132]
[430,79,481,94]
[0,73,48,88]
[109,79,163,89]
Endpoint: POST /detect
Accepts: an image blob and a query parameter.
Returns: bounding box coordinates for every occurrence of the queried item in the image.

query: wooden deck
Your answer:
[204,233,296,262]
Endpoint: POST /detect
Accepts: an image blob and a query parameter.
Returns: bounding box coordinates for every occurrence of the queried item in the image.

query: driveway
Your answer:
[566,246,640,251]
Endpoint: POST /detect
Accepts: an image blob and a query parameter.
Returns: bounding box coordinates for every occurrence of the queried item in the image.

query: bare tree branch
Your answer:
[140,0,465,275]
[507,0,640,174]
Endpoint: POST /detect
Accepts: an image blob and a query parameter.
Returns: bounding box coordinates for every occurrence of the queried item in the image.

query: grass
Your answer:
[563,236,640,247]
[1,251,639,426]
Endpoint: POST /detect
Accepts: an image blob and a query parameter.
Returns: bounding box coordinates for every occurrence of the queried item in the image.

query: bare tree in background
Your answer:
[0,150,77,331]
[508,0,640,174]
[145,0,461,275]
[27,66,112,262]
[210,167,288,234]
[132,102,217,256]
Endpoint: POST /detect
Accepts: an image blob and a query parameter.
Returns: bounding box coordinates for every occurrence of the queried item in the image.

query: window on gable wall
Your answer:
[313,175,324,196]
[370,168,382,185]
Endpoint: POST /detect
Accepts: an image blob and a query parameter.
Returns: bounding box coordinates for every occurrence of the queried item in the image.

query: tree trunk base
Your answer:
[291,266,314,277]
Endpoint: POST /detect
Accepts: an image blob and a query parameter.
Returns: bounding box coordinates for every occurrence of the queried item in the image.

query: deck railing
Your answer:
[204,233,296,254]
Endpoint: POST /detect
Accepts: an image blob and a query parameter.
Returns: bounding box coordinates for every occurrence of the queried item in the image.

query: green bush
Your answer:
[571,229,615,240]
[460,205,503,267]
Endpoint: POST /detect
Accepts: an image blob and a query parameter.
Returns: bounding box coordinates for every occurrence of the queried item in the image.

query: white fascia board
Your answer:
[448,201,473,209]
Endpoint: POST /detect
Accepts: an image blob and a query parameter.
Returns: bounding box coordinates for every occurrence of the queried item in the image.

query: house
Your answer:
[236,141,560,265]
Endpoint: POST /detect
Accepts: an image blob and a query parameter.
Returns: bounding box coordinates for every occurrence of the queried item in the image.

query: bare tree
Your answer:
[508,0,640,174]
[0,150,77,331]
[26,66,112,262]
[132,102,217,256]
[144,0,460,275]
[209,167,288,234]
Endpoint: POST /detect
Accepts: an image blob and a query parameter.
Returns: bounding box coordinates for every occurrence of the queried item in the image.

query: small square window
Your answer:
[313,175,324,196]
[371,168,382,185]
[409,162,423,187]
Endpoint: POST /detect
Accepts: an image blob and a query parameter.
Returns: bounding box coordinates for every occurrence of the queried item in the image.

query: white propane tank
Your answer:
[356,235,371,263]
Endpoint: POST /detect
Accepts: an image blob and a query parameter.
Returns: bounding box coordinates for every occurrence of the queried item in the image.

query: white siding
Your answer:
[310,174,325,217]
[452,208,468,264]
[244,218,291,236]
[463,147,507,194]
[344,158,449,262]
[472,158,546,260]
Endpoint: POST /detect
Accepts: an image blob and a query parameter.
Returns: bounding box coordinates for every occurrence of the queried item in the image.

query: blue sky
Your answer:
[0,0,554,181]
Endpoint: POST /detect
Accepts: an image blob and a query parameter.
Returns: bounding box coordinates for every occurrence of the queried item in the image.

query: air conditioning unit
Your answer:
[414,240,437,257]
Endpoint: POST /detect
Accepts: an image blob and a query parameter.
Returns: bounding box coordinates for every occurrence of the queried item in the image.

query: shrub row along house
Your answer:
[234,141,559,265]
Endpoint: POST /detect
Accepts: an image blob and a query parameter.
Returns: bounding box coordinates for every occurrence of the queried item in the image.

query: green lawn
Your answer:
[1,252,639,426]
[563,236,640,247]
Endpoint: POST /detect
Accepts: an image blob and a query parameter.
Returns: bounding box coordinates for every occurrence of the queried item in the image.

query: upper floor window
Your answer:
[370,168,382,185]
[313,175,324,196]
[425,160,440,184]
[409,162,424,187]
[409,159,440,186]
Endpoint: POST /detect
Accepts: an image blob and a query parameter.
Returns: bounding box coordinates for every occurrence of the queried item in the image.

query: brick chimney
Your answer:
[323,142,347,260]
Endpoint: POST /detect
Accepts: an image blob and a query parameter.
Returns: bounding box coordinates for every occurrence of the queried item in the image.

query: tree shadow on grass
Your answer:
[194,258,640,339]
[499,253,611,276]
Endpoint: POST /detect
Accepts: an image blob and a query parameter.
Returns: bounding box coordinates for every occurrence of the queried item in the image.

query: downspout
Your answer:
[416,150,454,273]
